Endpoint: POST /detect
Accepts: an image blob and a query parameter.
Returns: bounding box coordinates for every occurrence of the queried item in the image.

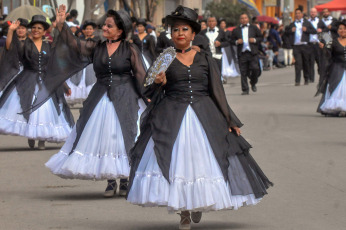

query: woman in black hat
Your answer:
[317,19,346,117]
[38,5,146,197]
[131,19,156,68]
[0,15,74,150]
[64,20,99,106]
[127,6,272,229]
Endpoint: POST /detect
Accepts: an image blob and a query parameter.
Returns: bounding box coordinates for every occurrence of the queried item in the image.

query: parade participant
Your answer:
[199,19,207,31]
[219,18,240,79]
[308,8,321,83]
[317,20,346,117]
[127,6,272,230]
[318,8,338,39]
[41,5,146,197]
[64,21,98,106]
[155,18,174,54]
[199,16,229,83]
[131,19,156,69]
[288,8,317,86]
[231,13,262,95]
[0,15,74,150]
[146,23,157,44]
[15,18,28,41]
[282,26,293,66]
[45,16,56,43]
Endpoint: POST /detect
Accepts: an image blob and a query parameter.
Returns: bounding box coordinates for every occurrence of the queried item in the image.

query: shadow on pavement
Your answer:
[36,192,125,201]
[0,146,62,152]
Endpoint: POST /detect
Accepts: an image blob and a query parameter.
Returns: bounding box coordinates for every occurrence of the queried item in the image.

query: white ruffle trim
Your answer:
[320,71,346,113]
[46,93,146,180]
[127,106,260,212]
[45,150,130,180]
[0,87,72,142]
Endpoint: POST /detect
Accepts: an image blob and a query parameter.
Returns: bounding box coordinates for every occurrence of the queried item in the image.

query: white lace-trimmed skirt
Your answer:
[65,69,94,105]
[45,93,146,180]
[127,106,261,213]
[320,71,346,113]
[0,86,72,142]
[221,48,240,78]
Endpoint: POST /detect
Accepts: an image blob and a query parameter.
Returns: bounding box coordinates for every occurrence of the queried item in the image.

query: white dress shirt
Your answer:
[241,24,251,52]
[322,16,333,27]
[206,27,222,59]
[294,19,307,45]
[309,17,319,43]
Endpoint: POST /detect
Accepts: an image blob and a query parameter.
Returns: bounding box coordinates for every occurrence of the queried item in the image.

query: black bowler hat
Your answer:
[28,15,50,30]
[166,5,201,34]
[18,18,29,28]
[106,9,132,37]
[82,20,97,30]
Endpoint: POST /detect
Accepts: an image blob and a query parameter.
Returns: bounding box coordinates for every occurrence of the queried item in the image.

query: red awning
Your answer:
[256,15,279,24]
[315,0,346,12]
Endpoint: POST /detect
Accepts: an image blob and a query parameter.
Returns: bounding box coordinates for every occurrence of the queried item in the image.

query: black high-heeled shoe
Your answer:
[104,180,117,198]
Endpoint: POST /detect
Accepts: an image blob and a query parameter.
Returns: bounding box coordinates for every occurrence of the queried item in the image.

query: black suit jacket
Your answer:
[230,24,263,57]
[287,19,317,46]
[318,17,338,39]
[199,28,229,55]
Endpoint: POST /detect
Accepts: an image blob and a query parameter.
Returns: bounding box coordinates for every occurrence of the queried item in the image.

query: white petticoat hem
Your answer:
[45,150,130,180]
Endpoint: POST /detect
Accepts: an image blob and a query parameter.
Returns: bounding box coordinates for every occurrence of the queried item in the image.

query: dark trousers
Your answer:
[293,45,310,83]
[309,43,321,82]
[239,51,259,92]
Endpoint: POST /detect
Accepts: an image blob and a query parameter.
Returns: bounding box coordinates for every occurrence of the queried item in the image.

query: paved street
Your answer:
[1,66,345,230]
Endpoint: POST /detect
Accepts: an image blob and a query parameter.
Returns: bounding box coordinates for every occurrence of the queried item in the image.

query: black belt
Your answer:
[97,75,131,88]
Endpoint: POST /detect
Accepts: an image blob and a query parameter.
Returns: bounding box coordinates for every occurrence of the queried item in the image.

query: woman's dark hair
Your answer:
[199,19,207,24]
[218,18,226,26]
[70,9,78,17]
[131,16,138,24]
[106,10,125,39]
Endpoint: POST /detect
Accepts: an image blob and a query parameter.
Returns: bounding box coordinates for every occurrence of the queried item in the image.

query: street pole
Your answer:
[282,0,290,26]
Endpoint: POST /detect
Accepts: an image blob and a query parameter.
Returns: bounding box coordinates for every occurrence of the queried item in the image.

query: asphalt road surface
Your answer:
[1,66,345,230]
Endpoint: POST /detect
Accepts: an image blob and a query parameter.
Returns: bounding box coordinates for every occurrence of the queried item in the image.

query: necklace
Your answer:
[175,47,191,54]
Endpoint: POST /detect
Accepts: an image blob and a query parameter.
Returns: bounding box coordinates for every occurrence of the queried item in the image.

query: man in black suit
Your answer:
[155,18,175,54]
[230,13,262,95]
[288,8,317,86]
[317,8,338,39]
[198,16,229,82]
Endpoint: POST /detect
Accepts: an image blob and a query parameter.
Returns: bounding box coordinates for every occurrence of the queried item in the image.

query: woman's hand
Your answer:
[229,126,241,136]
[9,20,20,31]
[154,72,167,85]
[55,4,69,26]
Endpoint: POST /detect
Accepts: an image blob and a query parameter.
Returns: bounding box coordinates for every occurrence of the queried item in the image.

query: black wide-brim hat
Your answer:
[106,9,132,37]
[83,20,97,30]
[166,5,201,34]
[18,18,29,28]
[28,15,50,30]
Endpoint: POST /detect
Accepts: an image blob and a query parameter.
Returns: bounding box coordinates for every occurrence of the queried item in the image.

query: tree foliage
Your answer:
[205,0,252,27]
